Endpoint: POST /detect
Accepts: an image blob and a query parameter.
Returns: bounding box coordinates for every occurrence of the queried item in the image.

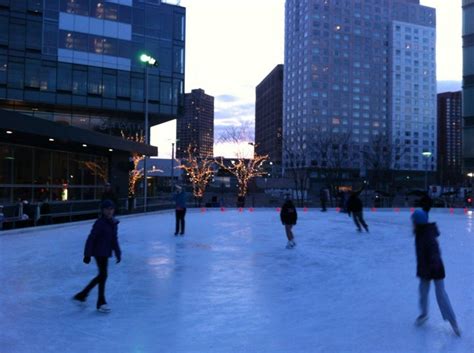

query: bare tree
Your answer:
[362,134,409,192]
[178,144,215,206]
[282,131,312,207]
[218,121,255,159]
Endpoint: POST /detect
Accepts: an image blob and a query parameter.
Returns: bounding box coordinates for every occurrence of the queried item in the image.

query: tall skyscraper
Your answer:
[283,0,436,175]
[463,0,474,173]
[0,0,185,203]
[437,91,463,185]
[255,64,283,165]
[176,89,214,158]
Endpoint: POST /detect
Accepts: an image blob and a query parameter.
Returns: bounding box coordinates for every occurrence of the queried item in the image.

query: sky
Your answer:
[152,0,463,158]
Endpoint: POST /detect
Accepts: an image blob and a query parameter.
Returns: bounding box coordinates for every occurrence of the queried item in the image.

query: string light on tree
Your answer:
[178,145,215,205]
[122,131,146,197]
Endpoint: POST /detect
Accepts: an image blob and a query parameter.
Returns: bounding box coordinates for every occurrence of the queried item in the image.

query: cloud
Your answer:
[216,94,240,102]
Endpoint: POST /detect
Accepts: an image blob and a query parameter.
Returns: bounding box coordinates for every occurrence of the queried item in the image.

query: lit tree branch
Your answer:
[122,131,145,197]
[177,144,215,200]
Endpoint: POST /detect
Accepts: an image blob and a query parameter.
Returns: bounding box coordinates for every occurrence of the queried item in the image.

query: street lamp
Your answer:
[170,139,179,190]
[422,151,432,191]
[140,53,159,212]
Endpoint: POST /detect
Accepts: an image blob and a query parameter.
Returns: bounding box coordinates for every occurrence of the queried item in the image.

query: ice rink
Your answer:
[1,208,473,353]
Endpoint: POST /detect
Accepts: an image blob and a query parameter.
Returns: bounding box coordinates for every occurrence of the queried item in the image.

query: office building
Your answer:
[437,91,462,185]
[0,0,185,204]
[176,89,214,158]
[283,0,436,175]
[463,0,474,172]
[255,64,283,165]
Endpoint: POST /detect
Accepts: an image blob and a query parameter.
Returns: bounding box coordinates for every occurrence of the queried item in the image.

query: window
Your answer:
[73,69,87,95]
[103,74,116,98]
[131,77,144,101]
[117,71,130,98]
[57,64,72,91]
[8,62,24,89]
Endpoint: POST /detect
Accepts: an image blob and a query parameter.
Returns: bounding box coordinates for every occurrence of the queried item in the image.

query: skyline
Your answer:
[152,0,463,158]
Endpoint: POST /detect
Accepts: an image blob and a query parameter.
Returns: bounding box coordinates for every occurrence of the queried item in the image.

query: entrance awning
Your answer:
[0,109,157,156]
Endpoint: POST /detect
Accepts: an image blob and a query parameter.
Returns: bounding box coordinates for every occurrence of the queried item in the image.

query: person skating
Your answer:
[411,196,461,336]
[347,187,369,233]
[280,197,298,249]
[73,200,121,313]
[174,185,187,236]
[320,187,329,212]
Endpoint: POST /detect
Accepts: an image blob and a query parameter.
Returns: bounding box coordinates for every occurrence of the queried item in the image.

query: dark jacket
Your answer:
[84,217,121,259]
[174,191,187,210]
[414,223,445,280]
[280,200,298,225]
[347,194,363,213]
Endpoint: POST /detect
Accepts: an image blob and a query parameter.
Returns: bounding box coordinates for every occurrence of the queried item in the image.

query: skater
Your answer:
[320,187,329,212]
[280,196,298,249]
[411,196,461,336]
[347,187,369,232]
[174,185,187,236]
[347,187,368,232]
[73,200,121,313]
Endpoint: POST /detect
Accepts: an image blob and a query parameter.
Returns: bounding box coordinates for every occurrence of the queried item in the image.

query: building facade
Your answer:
[0,0,185,205]
[255,64,283,165]
[463,0,474,173]
[176,89,214,158]
[437,91,463,185]
[283,0,436,176]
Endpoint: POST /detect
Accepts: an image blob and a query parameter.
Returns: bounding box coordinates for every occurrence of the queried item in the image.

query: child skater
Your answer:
[411,196,461,336]
[73,200,121,313]
[280,196,298,249]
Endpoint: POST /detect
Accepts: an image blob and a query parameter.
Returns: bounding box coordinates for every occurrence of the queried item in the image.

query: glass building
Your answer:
[463,0,474,172]
[283,0,436,175]
[0,0,185,205]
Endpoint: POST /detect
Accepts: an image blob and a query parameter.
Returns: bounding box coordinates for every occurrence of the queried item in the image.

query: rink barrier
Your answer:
[194,207,473,216]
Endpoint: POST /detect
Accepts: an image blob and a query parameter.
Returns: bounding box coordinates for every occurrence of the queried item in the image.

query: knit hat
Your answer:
[101,199,116,209]
[411,209,428,225]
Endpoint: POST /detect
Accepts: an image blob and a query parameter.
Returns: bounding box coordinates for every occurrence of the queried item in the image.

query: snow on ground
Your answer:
[0,209,473,353]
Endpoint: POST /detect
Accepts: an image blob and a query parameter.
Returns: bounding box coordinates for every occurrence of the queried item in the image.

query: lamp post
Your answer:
[140,53,158,212]
[422,151,432,191]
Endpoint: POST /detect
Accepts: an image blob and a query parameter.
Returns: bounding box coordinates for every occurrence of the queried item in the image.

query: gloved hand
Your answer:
[348,212,351,217]
[116,256,121,264]
[83,256,91,264]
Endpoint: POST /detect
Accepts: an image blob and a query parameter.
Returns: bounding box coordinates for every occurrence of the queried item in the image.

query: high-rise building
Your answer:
[437,91,463,185]
[255,64,283,165]
[0,0,185,205]
[283,0,436,176]
[176,89,214,158]
[463,0,474,173]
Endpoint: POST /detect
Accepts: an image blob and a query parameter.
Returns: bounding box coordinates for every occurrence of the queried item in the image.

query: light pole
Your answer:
[140,53,158,212]
[422,151,432,191]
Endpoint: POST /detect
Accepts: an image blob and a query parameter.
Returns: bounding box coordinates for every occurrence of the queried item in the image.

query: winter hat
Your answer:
[412,209,428,225]
[101,199,116,210]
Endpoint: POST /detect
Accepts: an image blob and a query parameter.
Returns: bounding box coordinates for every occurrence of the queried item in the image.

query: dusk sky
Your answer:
[152,0,463,158]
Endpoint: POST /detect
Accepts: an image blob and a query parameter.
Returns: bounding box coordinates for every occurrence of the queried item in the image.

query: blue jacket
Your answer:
[84,217,121,258]
[174,191,187,210]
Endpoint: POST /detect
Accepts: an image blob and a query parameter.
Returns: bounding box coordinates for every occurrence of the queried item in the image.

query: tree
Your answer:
[177,144,215,205]
[122,131,145,197]
[361,134,408,192]
[78,160,108,183]
[217,123,268,199]
[282,133,311,207]
[216,154,268,198]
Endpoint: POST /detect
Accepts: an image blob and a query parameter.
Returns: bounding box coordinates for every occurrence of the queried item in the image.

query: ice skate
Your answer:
[290,240,296,247]
[415,314,428,326]
[286,241,294,249]
[97,304,111,313]
[450,322,461,337]
[72,293,87,303]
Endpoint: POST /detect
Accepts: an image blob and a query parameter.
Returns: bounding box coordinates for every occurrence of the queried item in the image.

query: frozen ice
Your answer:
[0,209,473,353]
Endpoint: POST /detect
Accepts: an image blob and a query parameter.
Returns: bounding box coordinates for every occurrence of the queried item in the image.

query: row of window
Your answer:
[0,57,183,106]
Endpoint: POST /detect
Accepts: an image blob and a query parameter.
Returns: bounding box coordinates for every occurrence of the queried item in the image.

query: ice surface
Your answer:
[0,209,473,353]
